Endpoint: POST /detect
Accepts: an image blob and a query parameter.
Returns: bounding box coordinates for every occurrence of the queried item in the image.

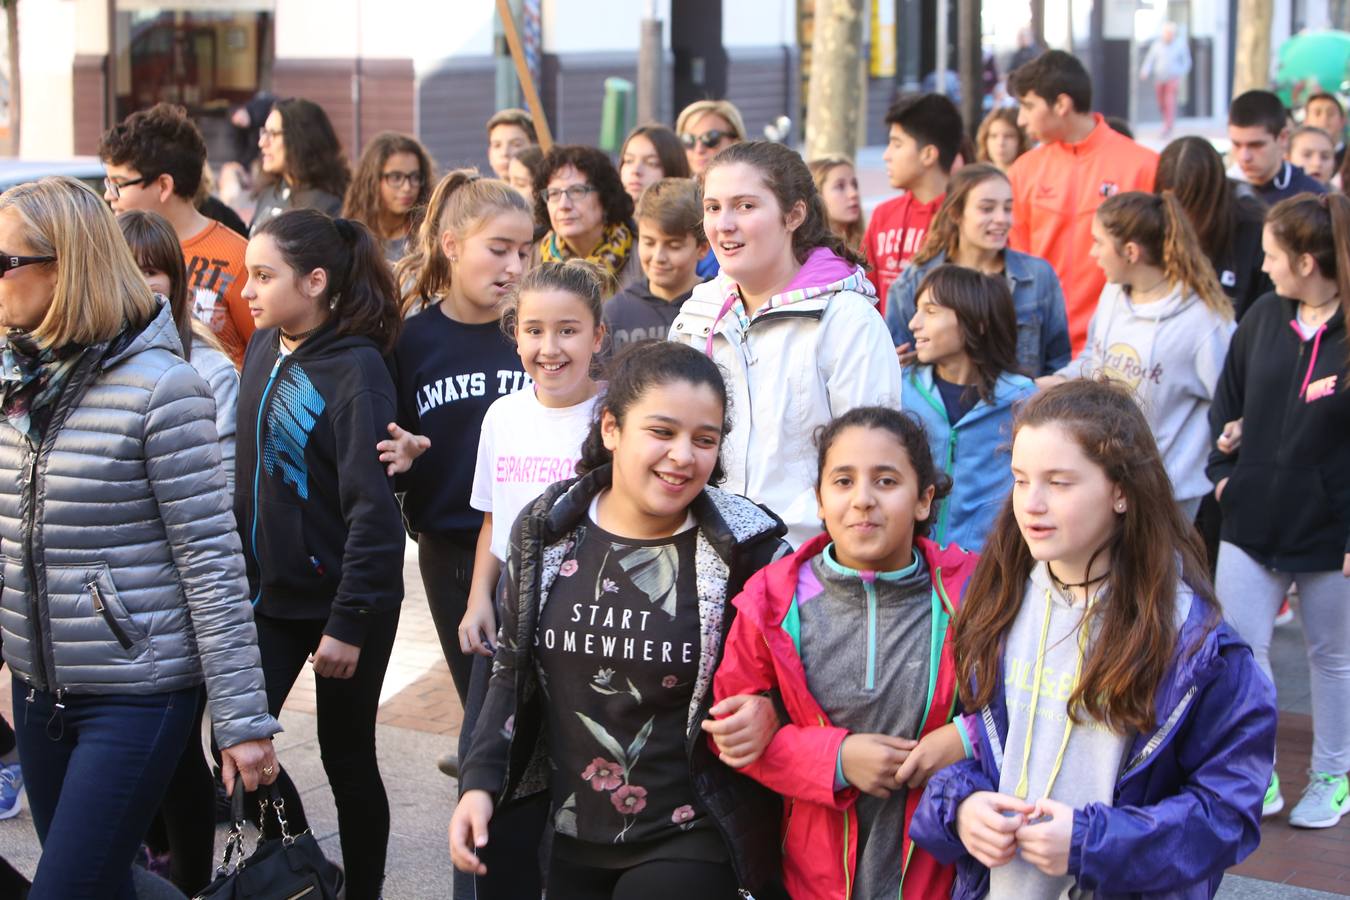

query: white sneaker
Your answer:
[1289,771,1350,829]
[0,763,22,820]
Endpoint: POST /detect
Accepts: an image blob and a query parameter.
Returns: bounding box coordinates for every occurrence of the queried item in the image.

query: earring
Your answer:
[1115,502,1126,513]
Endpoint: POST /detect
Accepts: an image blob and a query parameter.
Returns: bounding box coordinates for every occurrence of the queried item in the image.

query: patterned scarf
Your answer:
[540,220,635,283]
[1,331,86,444]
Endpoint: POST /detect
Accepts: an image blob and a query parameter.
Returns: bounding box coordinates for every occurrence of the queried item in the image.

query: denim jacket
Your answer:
[886,250,1072,376]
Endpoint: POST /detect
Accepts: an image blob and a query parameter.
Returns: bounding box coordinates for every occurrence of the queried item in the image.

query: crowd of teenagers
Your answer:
[0,43,1344,900]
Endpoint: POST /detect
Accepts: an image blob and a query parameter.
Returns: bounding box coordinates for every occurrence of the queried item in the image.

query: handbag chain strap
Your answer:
[259,788,298,847]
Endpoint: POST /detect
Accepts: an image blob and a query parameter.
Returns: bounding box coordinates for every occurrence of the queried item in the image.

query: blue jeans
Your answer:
[12,681,197,900]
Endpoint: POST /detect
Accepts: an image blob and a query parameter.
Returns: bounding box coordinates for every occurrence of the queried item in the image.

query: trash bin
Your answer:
[599,77,634,153]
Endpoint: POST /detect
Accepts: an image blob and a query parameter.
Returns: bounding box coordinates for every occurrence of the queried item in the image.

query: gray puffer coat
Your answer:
[0,301,278,749]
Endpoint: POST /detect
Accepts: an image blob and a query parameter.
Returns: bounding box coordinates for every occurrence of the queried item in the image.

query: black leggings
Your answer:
[546,852,740,900]
[251,610,399,900]
[144,688,215,894]
[416,530,477,703]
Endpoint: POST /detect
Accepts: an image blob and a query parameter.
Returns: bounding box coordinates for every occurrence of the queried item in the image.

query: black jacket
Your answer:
[1208,293,1350,571]
[236,324,405,644]
[1214,194,1273,321]
[459,465,790,897]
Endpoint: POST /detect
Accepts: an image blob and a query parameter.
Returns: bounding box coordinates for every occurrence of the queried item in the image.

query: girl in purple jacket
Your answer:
[911,379,1276,899]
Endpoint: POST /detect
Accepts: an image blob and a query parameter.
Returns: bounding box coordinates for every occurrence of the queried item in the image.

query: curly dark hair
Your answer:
[262,98,352,198]
[532,144,633,230]
[342,131,434,241]
[98,102,207,199]
[814,406,952,539]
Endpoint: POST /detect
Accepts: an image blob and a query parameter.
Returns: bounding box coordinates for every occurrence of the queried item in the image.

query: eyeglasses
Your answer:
[103,176,147,199]
[258,127,283,143]
[681,129,732,150]
[381,170,424,189]
[0,254,56,277]
[540,184,597,206]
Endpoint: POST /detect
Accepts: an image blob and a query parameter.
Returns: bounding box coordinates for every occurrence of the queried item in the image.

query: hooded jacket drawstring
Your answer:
[1013,589,1097,802]
[1292,319,1328,399]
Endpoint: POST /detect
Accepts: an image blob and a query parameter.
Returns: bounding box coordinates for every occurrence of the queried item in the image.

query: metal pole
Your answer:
[935,0,948,94]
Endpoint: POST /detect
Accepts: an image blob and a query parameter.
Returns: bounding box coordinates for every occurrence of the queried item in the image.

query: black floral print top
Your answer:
[535,514,709,849]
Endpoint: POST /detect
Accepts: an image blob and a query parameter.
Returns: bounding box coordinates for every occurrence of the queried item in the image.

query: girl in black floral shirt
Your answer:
[450,341,791,899]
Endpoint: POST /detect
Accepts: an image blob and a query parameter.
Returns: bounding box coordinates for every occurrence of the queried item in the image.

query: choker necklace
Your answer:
[1047,563,1109,589]
[281,325,321,343]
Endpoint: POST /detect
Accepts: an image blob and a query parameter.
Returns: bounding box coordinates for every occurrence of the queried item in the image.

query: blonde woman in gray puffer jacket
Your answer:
[0,176,279,899]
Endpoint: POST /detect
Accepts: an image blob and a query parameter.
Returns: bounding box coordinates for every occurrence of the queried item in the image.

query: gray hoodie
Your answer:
[1057,284,1234,502]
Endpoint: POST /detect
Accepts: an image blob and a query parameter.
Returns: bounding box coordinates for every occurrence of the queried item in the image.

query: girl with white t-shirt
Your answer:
[461,260,608,654]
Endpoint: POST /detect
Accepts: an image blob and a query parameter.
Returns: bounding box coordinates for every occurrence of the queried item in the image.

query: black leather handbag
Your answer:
[193,782,343,900]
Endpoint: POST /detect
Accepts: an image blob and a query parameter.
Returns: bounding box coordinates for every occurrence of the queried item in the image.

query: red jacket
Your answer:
[713,533,979,900]
[1007,115,1158,354]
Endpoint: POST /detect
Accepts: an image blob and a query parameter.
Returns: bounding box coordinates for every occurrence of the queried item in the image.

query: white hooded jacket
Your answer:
[669,248,902,547]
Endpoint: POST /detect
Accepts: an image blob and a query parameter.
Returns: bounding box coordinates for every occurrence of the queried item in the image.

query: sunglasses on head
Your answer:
[681,129,732,150]
[0,254,55,277]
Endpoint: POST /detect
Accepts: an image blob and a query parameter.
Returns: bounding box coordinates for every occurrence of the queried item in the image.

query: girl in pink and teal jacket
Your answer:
[710,407,978,899]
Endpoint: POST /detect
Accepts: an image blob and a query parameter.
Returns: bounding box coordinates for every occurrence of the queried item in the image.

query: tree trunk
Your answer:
[805,0,865,161]
[1233,0,1274,98]
[4,0,18,156]
[957,0,981,136]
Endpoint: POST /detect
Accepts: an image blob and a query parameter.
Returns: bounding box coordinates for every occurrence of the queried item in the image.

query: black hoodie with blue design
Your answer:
[236,324,405,645]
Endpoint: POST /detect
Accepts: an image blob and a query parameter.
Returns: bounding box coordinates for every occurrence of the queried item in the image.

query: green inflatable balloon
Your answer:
[1274,31,1350,108]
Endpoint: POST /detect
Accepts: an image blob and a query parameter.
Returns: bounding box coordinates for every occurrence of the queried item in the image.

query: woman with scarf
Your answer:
[533,145,641,297]
[0,176,279,898]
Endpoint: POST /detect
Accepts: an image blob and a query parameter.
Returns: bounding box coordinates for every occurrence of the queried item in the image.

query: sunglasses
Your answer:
[681,129,733,150]
[0,254,55,276]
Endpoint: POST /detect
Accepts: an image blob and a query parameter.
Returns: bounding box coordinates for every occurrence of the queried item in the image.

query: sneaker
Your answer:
[437,750,459,778]
[0,763,22,820]
[1275,597,1295,626]
[1289,771,1350,828]
[1262,771,1284,817]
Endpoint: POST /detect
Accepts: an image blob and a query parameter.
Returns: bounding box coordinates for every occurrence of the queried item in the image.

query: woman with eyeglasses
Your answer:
[0,176,280,898]
[344,132,436,265]
[675,100,746,176]
[533,145,641,297]
[250,98,351,236]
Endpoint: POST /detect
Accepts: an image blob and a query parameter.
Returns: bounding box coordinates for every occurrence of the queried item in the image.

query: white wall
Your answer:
[541,0,671,54]
[723,0,795,48]
[17,0,85,157]
[274,0,494,63]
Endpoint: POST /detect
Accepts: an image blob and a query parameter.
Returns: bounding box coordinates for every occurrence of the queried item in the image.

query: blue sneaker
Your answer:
[0,763,22,820]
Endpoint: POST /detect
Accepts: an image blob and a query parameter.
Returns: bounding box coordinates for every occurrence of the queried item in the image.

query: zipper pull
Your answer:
[88,581,104,613]
[25,687,34,705]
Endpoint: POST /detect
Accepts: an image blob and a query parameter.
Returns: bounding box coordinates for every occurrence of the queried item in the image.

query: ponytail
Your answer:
[256,209,402,353]
[393,168,532,316]
[1159,191,1231,318]
[1097,191,1230,318]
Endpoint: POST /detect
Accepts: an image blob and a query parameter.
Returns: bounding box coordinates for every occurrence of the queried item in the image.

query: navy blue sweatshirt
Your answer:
[235,324,405,645]
[1208,293,1350,571]
[391,305,528,535]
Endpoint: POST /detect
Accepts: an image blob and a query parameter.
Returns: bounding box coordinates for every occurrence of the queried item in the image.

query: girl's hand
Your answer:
[459,589,497,657]
[377,422,431,476]
[1015,797,1074,877]
[1342,552,1349,578]
[1214,477,1229,502]
[894,721,966,789]
[701,694,779,768]
[449,789,495,875]
[841,733,916,798]
[310,635,361,679]
[1216,418,1242,455]
[895,342,917,367]
[956,792,1035,869]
